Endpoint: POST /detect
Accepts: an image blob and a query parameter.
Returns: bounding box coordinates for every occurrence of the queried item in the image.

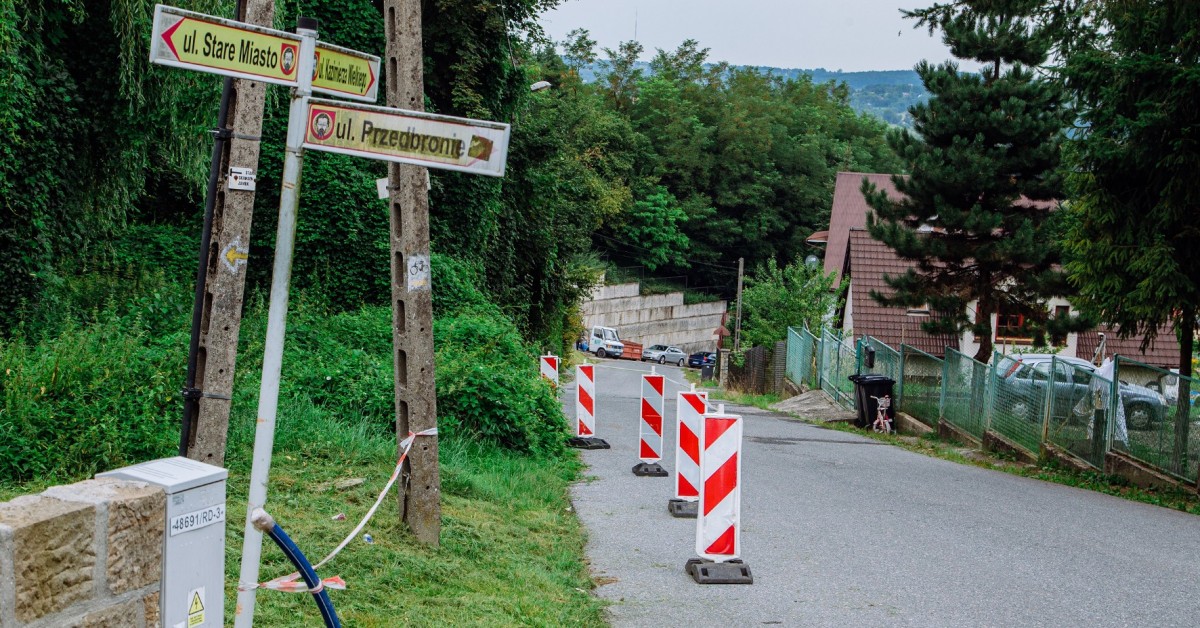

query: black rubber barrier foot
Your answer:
[668,499,698,518]
[685,558,754,585]
[632,462,668,477]
[567,437,610,450]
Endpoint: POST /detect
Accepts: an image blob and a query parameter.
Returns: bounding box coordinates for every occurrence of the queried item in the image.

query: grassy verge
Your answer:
[684,369,782,411]
[220,412,605,627]
[2,296,607,627]
[814,418,1200,515]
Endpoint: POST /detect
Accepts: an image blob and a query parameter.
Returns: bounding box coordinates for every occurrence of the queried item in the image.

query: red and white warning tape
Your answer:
[238,427,438,594]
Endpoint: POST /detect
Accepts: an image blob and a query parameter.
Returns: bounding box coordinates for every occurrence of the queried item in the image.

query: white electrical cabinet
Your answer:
[100,456,228,628]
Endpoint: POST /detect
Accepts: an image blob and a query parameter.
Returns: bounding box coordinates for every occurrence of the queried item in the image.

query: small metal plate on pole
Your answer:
[227,167,256,191]
[685,558,754,585]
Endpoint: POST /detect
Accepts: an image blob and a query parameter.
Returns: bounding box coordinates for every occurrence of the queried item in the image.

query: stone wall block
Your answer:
[143,591,160,627]
[44,479,164,595]
[0,496,96,623]
[68,597,142,628]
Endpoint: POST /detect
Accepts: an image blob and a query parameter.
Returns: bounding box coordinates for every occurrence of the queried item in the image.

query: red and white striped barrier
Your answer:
[540,354,559,387]
[674,387,708,501]
[575,364,596,438]
[696,407,743,562]
[639,370,665,463]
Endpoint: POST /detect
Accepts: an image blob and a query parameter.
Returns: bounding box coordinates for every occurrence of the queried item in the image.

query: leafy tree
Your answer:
[739,257,836,349]
[864,0,1072,362]
[561,28,597,74]
[1060,0,1200,378]
[0,0,220,328]
[600,40,644,113]
[610,186,690,271]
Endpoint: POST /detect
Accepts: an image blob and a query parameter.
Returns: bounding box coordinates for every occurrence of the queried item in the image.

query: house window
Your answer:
[995,305,1034,345]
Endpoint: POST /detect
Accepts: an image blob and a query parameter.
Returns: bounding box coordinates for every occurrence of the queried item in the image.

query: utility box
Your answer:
[99,457,228,628]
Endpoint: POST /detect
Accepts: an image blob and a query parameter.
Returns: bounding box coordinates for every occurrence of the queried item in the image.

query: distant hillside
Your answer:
[578,62,927,128]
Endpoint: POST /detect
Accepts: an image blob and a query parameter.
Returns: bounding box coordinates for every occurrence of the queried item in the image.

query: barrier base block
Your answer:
[567,437,610,450]
[685,558,754,585]
[668,499,698,518]
[632,462,668,477]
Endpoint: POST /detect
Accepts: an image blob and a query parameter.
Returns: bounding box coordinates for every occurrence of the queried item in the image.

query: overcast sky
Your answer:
[539,0,974,73]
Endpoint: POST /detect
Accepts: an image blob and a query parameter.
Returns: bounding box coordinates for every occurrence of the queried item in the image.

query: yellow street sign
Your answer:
[150,5,302,86]
[303,98,510,177]
[313,43,380,103]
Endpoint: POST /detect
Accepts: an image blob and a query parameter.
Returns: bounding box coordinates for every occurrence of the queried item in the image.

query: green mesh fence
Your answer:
[1113,357,1199,483]
[900,345,942,428]
[987,351,1050,456]
[1044,357,1115,470]
[786,326,818,389]
[940,348,990,439]
[819,328,856,410]
[860,336,901,382]
[803,328,821,389]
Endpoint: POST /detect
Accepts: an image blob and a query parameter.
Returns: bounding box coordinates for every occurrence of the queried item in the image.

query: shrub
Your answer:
[434,312,570,455]
[0,317,184,482]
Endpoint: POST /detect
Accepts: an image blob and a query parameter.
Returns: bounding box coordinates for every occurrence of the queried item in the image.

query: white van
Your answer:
[589,326,624,358]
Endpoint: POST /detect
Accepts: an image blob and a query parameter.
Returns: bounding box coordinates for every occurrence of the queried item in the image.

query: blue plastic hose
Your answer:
[253,509,341,628]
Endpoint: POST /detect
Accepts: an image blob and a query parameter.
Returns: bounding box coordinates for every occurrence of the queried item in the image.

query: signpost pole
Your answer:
[233,17,317,628]
[185,0,281,467]
[383,0,441,546]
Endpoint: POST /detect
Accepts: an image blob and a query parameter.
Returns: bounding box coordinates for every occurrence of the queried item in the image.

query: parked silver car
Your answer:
[994,354,1168,430]
[642,344,687,366]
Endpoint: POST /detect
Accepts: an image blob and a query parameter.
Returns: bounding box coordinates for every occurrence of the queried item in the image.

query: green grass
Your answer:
[220,408,605,627]
[684,369,781,411]
[2,294,606,627]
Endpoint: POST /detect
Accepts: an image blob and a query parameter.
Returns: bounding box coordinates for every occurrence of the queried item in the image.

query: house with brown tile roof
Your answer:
[818,173,1181,367]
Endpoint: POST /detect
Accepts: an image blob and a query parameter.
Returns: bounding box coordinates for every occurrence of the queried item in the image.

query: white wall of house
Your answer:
[960,296,1078,359]
[842,288,854,335]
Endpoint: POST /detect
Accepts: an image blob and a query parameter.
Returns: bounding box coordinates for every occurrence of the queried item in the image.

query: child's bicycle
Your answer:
[870,394,894,434]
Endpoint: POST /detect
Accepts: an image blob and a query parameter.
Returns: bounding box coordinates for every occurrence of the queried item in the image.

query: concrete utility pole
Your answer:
[185,0,276,466]
[383,0,441,545]
[734,257,745,352]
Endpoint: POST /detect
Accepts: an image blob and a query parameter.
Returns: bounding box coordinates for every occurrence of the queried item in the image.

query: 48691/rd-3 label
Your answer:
[170,504,226,536]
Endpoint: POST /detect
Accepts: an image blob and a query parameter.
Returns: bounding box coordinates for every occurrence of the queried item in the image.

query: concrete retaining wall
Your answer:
[0,479,164,628]
[582,283,728,354]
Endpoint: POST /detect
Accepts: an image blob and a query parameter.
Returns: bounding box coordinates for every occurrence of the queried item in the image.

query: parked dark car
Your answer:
[994,354,1168,430]
[688,352,717,368]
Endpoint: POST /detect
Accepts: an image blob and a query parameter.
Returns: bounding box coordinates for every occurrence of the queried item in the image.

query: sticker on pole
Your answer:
[407,255,430,291]
[149,4,302,86]
[303,98,511,177]
[186,586,205,627]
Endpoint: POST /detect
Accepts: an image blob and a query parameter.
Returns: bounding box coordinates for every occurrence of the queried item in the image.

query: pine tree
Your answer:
[863,1,1072,362]
[1061,0,1200,379]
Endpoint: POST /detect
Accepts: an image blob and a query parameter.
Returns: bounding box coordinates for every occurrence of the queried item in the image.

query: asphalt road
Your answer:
[564,359,1200,627]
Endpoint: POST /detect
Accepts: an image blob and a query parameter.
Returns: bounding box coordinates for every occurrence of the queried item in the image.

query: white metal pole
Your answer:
[234,17,318,628]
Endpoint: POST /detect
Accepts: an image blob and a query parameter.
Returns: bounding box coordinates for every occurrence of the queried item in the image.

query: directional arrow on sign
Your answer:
[313,43,380,102]
[151,5,303,86]
[222,237,249,273]
[150,5,381,102]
